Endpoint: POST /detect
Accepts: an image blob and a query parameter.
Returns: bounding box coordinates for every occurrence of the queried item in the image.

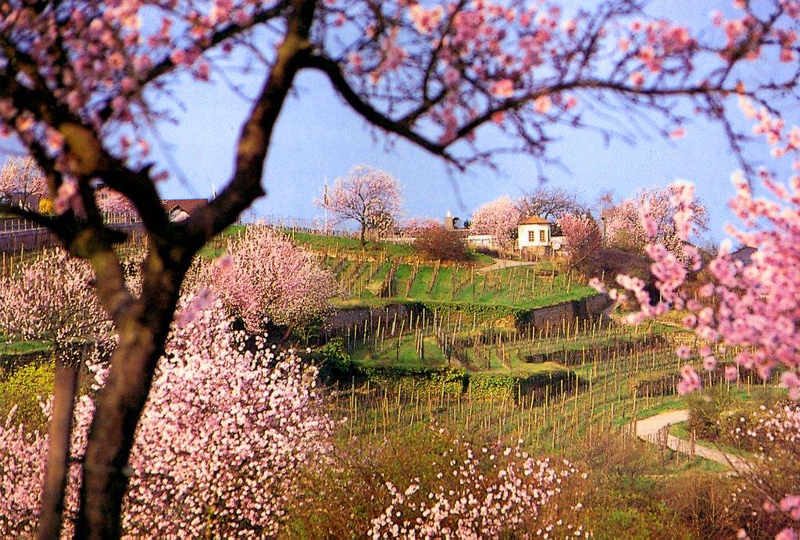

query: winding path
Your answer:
[476,258,537,274]
[635,409,749,470]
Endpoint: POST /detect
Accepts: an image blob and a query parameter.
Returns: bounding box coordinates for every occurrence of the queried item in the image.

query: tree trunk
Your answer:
[37,356,78,540]
[360,222,366,245]
[75,255,185,539]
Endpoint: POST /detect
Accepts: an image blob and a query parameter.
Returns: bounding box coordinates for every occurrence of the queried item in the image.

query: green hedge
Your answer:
[314,339,580,400]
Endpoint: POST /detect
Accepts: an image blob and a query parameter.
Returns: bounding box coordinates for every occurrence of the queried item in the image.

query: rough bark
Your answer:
[36,358,78,540]
[72,1,317,536]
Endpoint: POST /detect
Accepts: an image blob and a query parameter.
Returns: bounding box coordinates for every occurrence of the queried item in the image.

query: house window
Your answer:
[539,229,545,243]
[528,230,535,242]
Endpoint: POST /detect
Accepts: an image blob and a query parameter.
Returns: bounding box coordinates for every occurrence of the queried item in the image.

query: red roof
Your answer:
[518,216,550,225]
[161,199,207,215]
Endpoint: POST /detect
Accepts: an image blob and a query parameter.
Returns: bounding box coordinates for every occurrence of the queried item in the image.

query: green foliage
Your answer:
[0,361,54,431]
[313,338,354,378]
[290,230,415,258]
[687,386,738,441]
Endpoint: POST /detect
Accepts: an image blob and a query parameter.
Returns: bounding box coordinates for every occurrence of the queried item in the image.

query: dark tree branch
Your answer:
[304,54,458,165]
[185,0,319,250]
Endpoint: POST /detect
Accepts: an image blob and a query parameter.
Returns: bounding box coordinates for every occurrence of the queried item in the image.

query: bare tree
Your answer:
[517,186,586,224]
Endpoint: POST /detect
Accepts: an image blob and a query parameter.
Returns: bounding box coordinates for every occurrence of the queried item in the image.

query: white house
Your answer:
[517,216,551,251]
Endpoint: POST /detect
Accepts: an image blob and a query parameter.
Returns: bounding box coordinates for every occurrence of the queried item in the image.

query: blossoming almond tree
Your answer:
[557,213,602,270]
[0,298,333,537]
[0,156,47,209]
[0,0,798,535]
[602,185,708,257]
[315,165,403,244]
[203,226,338,335]
[470,195,522,251]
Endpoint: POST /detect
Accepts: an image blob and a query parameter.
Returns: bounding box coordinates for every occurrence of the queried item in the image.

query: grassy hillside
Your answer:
[325,257,595,309]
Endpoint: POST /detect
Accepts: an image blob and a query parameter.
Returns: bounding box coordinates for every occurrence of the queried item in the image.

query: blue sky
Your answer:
[1,1,796,244]
[147,0,797,245]
[156,66,744,242]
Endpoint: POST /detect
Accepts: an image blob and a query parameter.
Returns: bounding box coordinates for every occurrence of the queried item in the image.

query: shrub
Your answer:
[286,426,587,538]
[414,224,469,261]
[0,362,54,431]
[0,299,334,537]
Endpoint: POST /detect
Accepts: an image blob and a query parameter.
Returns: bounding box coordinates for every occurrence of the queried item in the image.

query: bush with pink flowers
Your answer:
[0,299,334,537]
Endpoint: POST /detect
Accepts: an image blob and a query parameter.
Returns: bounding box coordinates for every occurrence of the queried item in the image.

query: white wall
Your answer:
[517,224,550,250]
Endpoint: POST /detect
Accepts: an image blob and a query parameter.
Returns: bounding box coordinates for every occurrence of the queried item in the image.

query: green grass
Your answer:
[331,259,596,311]
[197,224,248,259]
[351,335,447,369]
[669,421,752,458]
[0,339,51,355]
[288,230,416,258]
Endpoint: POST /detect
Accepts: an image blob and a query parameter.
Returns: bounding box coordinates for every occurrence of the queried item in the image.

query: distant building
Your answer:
[517,216,551,251]
[0,191,42,211]
[161,199,207,222]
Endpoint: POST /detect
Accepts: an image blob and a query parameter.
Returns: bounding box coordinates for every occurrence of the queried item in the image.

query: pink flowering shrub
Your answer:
[557,213,602,270]
[0,249,114,354]
[727,405,800,540]
[202,227,338,333]
[367,439,587,538]
[0,299,334,537]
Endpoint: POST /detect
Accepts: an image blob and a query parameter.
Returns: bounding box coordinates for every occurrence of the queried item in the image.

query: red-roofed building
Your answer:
[517,216,552,251]
[161,199,207,222]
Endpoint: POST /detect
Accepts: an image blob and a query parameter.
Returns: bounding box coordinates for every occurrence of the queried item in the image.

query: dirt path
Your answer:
[477,258,537,274]
[635,409,749,470]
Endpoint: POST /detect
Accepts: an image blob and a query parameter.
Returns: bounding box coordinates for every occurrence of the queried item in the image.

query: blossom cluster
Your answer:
[201,226,338,332]
[367,438,587,539]
[0,298,334,537]
[470,195,521,251]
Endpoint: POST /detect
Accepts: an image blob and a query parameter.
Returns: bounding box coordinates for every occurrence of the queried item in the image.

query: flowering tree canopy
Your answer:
[558,213,602,270]
[471,195,521,251]
[316,166,403,244]
[602,185,708,256]
[0,299,333,538]
[203,227,338,333]
[398,216,442,238]
[95,188,138,219]
[0,250,113,351]
[0,156,47,209]
[0,0,798,534]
